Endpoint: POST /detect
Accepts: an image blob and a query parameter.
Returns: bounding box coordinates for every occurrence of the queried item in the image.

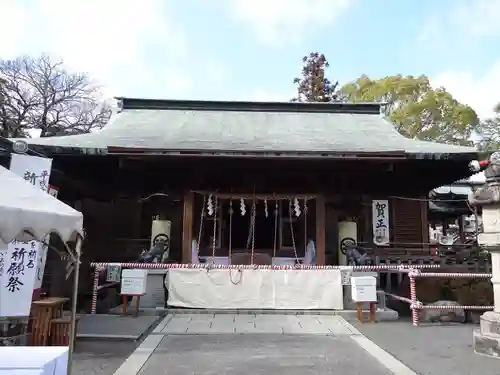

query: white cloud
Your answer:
[0,0,187,98]
[451,0,500,38]
[230,0,351,46]
[432,62,500,120]
[420,0,500,120]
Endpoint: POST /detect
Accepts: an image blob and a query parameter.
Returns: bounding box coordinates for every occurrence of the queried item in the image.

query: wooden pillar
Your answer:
[420,197,429,251]
[316,195,326,265]
[181,191,194,263]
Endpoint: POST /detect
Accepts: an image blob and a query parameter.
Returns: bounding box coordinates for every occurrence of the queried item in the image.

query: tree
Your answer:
[340,75,479,145]
[0,55,111,138]
[292,52,343,102]
[476,103,500,155]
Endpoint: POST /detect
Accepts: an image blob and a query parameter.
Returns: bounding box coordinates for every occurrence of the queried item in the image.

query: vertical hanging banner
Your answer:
[372,199,390,246]
[9,153,53,291]
[0,241,39,316]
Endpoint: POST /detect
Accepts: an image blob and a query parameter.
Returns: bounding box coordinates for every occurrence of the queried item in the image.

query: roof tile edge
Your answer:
[115,97,382,114]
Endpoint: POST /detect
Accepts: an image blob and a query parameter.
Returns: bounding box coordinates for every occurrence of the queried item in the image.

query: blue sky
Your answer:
[2,0,500,119]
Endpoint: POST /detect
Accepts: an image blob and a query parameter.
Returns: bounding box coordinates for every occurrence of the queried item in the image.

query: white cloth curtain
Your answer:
[303,240,316,265]
[191,239,199,264]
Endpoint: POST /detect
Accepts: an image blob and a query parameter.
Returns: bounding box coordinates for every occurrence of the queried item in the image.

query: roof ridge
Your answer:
[116,97,382,115]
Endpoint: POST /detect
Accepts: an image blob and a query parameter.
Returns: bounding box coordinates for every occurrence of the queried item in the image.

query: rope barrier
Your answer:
[89,263,439,314]
[385,269,494,326]
[89,262,440,270]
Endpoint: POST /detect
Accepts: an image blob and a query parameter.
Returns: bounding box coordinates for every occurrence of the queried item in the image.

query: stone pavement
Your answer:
[113,313,417,375]
[155,312,359,335]
[350,318,500,375]
[73,340,138,375]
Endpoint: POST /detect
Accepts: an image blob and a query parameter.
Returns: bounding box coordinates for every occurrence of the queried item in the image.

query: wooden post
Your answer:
[316,195,326,265]
[182,191,194,263]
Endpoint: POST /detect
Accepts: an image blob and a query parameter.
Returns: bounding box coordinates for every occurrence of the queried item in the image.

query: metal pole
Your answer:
[67,236,82,375]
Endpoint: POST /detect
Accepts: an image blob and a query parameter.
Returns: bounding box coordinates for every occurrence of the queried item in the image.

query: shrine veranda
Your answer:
[6,98,480,311]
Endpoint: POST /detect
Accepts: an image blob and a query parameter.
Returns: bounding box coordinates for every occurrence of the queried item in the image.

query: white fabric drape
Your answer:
[191,239,199,264]
[303,240,316,265]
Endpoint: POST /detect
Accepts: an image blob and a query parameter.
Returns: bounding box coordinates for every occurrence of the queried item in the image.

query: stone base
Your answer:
[474,329,500,358]
[473,311,500,359]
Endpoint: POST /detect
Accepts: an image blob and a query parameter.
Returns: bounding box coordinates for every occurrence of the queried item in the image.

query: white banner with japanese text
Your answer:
[0,240,39,316]
[9,153,53,291]
[372,199,390,246]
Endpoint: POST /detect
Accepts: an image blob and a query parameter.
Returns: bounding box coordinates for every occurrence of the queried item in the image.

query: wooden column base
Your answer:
[121,295,142,317]
[356,302,377,323]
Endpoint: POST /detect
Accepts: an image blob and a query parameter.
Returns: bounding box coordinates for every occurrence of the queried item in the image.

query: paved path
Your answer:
[156,313,359,335]
[350,319,500,375]
[113,313,416,375]
[73,340,138,375]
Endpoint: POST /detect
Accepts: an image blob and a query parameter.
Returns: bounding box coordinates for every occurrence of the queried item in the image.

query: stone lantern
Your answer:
[469,152,500,357]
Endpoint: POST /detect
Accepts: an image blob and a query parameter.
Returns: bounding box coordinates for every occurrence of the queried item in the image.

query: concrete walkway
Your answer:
[113,313,417,375]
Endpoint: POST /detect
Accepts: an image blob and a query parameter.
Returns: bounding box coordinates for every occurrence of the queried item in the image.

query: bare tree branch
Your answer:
[0,55,111,138]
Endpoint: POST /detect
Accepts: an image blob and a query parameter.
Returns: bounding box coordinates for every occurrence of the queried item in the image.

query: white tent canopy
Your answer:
[0,165,83,245]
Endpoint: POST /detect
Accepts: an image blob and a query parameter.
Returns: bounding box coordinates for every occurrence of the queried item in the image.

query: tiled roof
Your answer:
[17,98,478,158]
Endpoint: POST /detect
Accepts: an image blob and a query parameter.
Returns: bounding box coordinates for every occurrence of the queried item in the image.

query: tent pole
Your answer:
[67,236,82,375]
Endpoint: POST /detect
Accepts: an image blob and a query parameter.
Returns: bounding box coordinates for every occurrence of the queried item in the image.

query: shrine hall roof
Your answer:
[18,98,478,159]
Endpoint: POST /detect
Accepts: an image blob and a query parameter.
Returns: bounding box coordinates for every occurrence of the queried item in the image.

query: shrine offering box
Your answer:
[121,269,148,295]
[0,346,68,375]
[350,275,377,302]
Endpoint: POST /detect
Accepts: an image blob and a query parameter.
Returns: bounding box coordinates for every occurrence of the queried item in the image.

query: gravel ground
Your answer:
[72,340,138,375]
[349,318,500,375]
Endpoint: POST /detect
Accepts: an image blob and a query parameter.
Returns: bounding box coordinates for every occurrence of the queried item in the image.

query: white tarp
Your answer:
[168,268,344,310]
[0,165,83,245]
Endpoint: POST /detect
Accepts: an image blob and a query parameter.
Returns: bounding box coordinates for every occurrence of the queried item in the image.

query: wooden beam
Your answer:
[316,195,326,265]
[191,190,316,200]
[420,197,429,251]
[181,191,194,263]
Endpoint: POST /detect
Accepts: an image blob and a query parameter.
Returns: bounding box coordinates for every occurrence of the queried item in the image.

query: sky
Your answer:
[1,0,500,120]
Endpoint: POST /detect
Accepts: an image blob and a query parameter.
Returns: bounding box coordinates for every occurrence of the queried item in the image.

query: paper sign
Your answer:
[121,269,147,295]
[372,199,390,246]
[106,264,121,283]
[0,240,38,316]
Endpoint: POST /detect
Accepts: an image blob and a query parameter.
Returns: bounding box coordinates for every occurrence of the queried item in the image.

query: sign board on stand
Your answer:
[121,269,147,295]
[351,276,377,302]
[351,275,377,323]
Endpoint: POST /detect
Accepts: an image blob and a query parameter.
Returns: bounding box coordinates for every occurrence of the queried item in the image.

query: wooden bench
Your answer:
[50,315,81,346]
[30,297,68,346]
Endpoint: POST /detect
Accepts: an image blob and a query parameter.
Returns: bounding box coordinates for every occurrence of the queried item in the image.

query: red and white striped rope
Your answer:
[409,274,419,326]
[90,266,101,315]
[420,305,494,310]
[414,272,492,279]
[89,262,441,270]
[385,293,413,304]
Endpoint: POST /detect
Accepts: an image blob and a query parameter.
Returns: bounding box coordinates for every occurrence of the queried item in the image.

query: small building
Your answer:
[15,98,477,293]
